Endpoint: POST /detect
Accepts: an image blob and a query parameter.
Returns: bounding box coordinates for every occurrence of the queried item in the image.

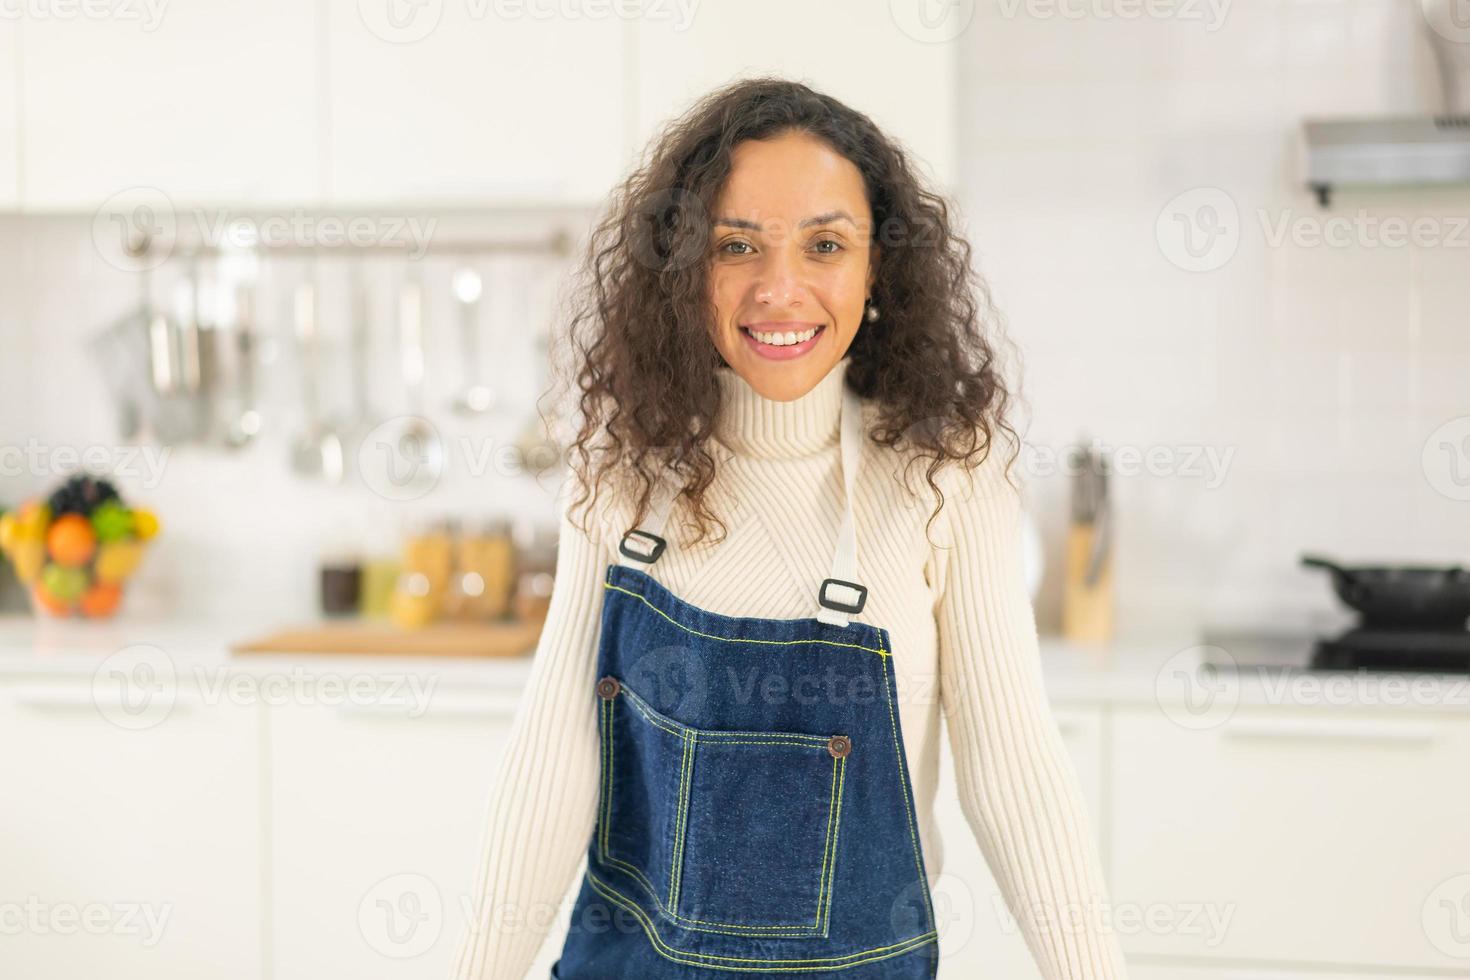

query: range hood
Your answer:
[1303,3,1470,206]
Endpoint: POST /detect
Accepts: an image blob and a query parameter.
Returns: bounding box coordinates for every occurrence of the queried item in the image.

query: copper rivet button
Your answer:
[596,676,620,700]
[827,735,851,759]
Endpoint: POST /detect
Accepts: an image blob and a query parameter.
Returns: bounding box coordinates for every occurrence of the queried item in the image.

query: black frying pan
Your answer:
[1301,554,1470,629]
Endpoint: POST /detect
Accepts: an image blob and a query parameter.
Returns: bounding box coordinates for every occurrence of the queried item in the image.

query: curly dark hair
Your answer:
[548,75,1020,548]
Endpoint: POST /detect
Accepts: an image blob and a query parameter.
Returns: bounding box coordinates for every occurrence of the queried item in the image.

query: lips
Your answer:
[741,323,824,345]
[738,323,826,360]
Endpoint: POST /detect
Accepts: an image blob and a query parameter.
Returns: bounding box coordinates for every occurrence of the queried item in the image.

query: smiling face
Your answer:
[706,129,878,401]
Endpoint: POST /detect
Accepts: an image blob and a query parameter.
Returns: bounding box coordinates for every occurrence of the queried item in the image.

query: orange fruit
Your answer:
[47,514,97,567]
[32,582,75,616]
[79,582,123,618]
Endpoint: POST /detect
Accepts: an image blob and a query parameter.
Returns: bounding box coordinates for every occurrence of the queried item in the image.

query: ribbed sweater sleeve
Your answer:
[449,477,606,980]
[934,446,1128,978]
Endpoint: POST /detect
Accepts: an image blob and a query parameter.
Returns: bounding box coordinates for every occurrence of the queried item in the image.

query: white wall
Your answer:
[956,0,1470,635]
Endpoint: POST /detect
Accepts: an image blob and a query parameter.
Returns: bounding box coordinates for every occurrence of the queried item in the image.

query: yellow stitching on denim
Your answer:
[598,697,612,859]
[696,732,827,743]
[600,702,819,937]
[668,728,692,909]
[813,752,839,930]
[882,639,935,930]
[823,755,846,935]
[588,869,938,970]
[602,858,819,935]
[604,578,889,657]
[619,683,835,933]
[620,682,832,745]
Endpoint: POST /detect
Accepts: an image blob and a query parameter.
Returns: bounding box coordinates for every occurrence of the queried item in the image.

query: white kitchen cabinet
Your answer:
[1129,965,1444,980]
[0,21,17,208]
[324,0,627,206]
[1123,963,1434,980]
[268,677,523,980]
[0,671,262,980]
[632,2,958,196]
[1110,705,1470,972]
[19,1,318,210]
[932,706,1106,978]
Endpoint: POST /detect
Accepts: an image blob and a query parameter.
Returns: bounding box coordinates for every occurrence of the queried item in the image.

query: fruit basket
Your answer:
[0,475,161,619]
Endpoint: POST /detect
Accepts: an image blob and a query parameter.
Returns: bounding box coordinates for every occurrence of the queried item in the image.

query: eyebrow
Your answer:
[713,210,857,231]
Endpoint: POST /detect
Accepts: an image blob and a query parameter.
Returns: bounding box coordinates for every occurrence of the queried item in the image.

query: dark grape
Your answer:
[45,474,122,517]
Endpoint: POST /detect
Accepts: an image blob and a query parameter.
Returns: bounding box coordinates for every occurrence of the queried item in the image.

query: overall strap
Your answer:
[615,383,869,628]
[615,473,678,568]
[816,385,867,627]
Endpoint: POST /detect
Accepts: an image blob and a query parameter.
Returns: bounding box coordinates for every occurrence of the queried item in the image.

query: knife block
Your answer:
[1062,521,1114,645]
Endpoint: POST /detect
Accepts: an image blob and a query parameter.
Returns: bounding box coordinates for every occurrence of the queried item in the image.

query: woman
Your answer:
[452,77,1126,979]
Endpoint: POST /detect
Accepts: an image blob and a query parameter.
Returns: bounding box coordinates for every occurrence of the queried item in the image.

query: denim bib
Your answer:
[551,384,939,978]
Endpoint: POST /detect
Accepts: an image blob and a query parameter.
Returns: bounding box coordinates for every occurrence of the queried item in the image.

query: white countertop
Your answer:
[0,613,1466,716]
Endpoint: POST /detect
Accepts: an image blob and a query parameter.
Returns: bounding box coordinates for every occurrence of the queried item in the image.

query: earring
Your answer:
[864,297,879,323]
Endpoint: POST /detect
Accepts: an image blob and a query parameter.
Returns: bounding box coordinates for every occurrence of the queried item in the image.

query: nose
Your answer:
[751,247,806,308]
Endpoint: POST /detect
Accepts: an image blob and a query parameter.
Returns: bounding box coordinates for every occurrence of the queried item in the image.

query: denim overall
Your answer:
[551,384,939,978]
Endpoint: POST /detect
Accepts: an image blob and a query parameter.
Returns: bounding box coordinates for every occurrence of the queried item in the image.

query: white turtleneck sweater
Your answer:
[451,357,1127,979]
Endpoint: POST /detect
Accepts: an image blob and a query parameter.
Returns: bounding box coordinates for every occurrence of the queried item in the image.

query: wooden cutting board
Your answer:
[230,618,544,658]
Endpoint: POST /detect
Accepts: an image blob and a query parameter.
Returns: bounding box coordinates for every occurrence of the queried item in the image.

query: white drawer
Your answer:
[1129,963,1452,980]
[1109,705,1470,970]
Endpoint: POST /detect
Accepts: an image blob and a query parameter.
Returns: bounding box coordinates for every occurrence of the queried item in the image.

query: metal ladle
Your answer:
[378,279,445,495]
[449,265,495,416]
[289,279,345,483]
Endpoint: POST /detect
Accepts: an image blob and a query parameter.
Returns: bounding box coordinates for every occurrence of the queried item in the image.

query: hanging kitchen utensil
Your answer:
[143,259,205,444]
[189,251,224,443]
[449,265,495,416]
[373,278,445,496]
[344,262,379,450]
[89,247,161,441]
[513,257,568,477]
[223,281,262,450]
[289,278,345,483]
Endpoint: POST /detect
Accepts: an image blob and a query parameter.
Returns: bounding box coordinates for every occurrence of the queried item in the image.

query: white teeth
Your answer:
[749,326,818,346]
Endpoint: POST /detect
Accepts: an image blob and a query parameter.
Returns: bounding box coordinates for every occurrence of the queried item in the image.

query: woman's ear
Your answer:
[866,245,881,293]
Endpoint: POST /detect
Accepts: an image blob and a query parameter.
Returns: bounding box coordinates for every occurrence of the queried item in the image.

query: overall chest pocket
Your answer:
[595,674,849,939]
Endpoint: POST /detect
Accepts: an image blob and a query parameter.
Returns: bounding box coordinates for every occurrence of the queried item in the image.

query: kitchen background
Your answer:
[2,1,1469,979]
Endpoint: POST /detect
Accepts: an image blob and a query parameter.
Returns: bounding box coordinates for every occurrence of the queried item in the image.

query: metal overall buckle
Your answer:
[818,577,868,615]
[618,529,667,564]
